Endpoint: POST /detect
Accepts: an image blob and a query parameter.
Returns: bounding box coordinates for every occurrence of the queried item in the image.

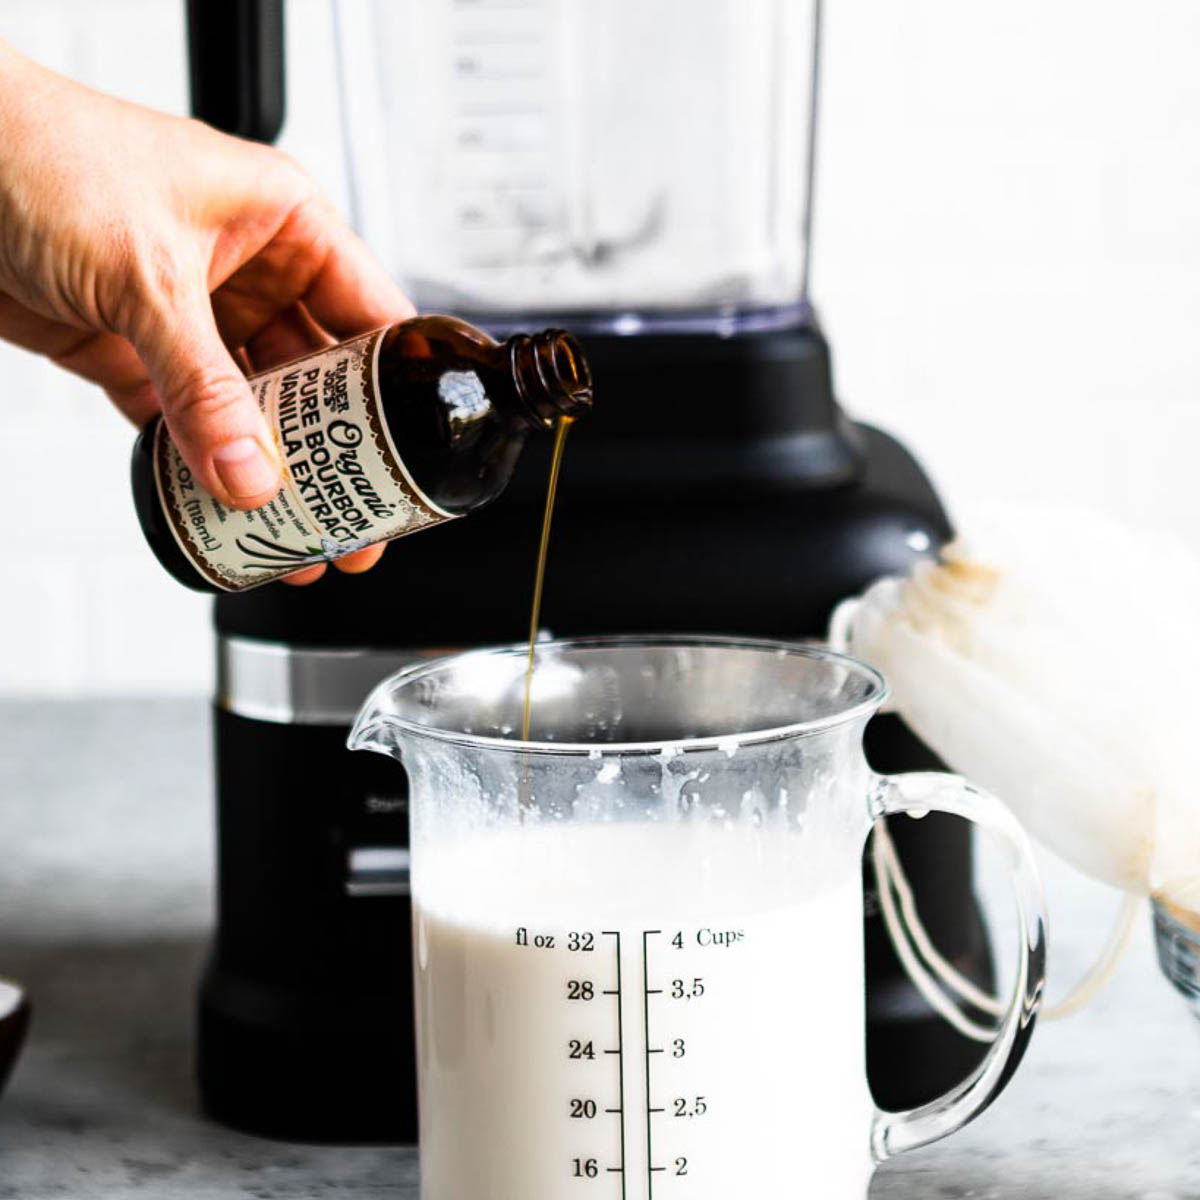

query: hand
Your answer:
[0,40,413,584]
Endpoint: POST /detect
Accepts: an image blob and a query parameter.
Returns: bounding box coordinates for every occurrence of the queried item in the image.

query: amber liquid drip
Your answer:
[521,416,573,741]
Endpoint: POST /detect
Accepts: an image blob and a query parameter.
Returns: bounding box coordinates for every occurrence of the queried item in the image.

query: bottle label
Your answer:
[153,329,457,591]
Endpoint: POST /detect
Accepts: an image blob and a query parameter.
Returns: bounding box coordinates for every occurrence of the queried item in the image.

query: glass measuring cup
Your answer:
[349,636,1046,1200]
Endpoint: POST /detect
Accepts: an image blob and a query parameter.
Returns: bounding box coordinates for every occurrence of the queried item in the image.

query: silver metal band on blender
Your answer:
[216,636,436,726]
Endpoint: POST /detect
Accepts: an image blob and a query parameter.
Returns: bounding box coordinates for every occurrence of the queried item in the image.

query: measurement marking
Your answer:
[649,1107,664,1113]
[604,1048,621,1055]
[642,929,662,1200]
[603,930,627,1200]
[646,988,663,995]
[456,102,548,116]
[602,989,619,995]
[648,1048,664,1054]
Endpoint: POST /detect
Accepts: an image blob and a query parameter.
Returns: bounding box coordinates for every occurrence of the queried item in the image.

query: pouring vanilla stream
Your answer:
[521,415,574,740]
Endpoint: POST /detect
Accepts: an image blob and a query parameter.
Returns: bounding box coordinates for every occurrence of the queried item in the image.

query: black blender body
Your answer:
[188,0,991,1143]
[203,322,992,1140]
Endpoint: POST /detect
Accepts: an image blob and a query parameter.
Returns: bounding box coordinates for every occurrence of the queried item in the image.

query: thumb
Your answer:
[133,292,282,510]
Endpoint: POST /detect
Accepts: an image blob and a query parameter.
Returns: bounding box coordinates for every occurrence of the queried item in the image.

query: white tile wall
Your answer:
[814,1,1200,544]
[0,1,1196,694]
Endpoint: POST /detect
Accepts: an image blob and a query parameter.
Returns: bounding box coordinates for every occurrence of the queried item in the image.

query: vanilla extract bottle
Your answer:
[131,316,593,592]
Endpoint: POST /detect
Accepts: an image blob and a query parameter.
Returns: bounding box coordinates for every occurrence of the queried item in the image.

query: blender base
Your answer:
[198,957,418,1144]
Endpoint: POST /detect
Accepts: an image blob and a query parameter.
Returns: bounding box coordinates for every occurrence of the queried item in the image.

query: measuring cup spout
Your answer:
[345,677,409,761]
[345,716,401,759]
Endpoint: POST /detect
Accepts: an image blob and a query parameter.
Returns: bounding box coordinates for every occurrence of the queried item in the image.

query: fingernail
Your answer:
[212,438,280,500]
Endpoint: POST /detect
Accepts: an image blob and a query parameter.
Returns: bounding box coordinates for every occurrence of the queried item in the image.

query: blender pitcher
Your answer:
[334,0,819,330]
[349,637,1046,1200]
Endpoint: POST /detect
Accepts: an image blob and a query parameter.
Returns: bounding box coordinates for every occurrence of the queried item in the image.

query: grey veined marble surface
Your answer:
[0,699,1197,1199]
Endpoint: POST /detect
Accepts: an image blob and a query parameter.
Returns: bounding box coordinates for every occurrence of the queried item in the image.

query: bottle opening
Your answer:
[550,331,592,396]
[535,329,593,419]
[511,330,594,427]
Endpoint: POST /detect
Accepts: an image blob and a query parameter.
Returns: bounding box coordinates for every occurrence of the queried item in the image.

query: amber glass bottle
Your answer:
[131,316,593,592]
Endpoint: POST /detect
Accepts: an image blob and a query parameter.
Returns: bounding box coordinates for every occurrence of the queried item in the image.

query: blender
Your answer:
[187,0,994,1141]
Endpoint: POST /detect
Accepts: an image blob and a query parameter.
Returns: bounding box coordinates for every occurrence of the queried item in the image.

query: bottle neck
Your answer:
[505,330,594,429]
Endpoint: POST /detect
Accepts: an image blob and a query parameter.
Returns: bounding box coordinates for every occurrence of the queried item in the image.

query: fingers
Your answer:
[0,292,161,425]
[211,194,414,354]
[277,544,386,587]
[333,543,386,575]
[130,285,283,510]
[297,204,416,337]
[280,565,327,587]
[244,304,331,373]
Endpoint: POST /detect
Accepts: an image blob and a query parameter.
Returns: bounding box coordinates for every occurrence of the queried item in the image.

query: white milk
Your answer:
[413,822,873,1200]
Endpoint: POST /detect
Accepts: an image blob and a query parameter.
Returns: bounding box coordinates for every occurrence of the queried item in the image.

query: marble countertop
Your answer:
[0,698,1197,1199]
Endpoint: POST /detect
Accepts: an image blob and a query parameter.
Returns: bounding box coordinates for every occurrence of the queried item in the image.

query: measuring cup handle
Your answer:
[868,771,1047,1162]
